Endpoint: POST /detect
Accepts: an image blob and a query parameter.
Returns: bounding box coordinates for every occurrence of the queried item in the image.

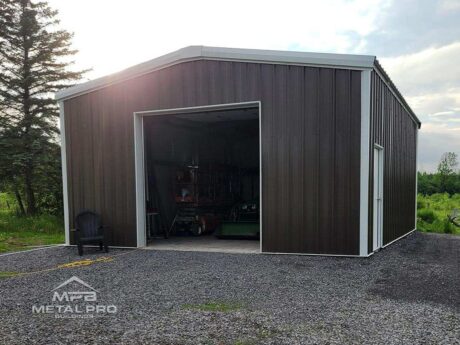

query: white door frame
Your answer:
[373,144,384,251]
[133,101,262,251]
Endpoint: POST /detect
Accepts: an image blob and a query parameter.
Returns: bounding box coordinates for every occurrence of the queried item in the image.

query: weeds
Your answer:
[417,193,460,234]
[0,271,20,279]
[0,193,64,253]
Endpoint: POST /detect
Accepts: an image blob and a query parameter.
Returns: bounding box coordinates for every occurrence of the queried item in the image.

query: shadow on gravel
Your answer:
[368,232,460,310]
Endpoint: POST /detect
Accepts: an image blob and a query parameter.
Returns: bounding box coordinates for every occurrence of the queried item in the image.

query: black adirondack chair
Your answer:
[72,210,109,256]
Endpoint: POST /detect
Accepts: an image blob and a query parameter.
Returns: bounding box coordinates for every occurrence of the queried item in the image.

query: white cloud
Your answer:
[418,129,460,172]
[47,0,386,79]
[379,43,460,171]
[362,0,460,56]
[406,88,460,120]
[431,111,455,117]
[439,0,460,12]
[380,42,460,96]
[45,0,458,172]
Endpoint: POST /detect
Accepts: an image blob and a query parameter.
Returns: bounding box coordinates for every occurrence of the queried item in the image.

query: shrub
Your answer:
[417,208,437,224]
[443,217,454,234]
[417,199,426,209]
[417,219,431,232]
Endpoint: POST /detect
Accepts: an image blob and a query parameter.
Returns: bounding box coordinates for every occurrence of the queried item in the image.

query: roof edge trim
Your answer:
[373,60,421,128]
[55,45,375,101]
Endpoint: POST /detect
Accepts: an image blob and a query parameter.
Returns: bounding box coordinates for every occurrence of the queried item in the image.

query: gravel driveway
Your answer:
[0,231,459,345]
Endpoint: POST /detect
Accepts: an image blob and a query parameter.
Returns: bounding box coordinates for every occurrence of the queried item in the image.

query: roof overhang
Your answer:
[55,45,376,101]
[55,45,420,127]
[373,60,421,128]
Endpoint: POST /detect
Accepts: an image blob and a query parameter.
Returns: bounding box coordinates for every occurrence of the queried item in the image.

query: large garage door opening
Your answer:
[141,104,260,254]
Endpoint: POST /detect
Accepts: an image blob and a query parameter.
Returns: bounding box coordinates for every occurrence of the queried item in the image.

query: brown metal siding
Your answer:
[64,60,361,254]
[368,71,417,252]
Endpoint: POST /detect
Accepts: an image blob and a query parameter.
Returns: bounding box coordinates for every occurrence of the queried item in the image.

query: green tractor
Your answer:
[216,199,260,239]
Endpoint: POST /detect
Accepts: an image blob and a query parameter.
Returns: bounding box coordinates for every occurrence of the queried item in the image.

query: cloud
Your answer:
[379,43,460,122]
[379,43,460,171]
[45,0,458,172]
[418,123,460,172]
[362,0,460,56]
[431,111,456,117]
[379,42,460,96]
[47,0,386,79]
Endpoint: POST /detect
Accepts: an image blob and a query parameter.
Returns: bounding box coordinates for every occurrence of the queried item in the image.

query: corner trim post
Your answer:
[59,101,70,246]
[415,128,419,229]
[133,113,146,247]
[359,70,371,256]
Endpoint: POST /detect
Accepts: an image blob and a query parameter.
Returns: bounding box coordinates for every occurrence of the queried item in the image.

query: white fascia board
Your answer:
[200,46,375,69]
[55,45,376,101]
[55,46,203,101]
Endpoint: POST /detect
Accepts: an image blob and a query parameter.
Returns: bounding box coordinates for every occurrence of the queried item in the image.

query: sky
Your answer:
[47,0,460,172]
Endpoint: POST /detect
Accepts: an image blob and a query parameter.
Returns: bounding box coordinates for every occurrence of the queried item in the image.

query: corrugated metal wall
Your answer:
[368,71,418,252]
[64,60,362,254]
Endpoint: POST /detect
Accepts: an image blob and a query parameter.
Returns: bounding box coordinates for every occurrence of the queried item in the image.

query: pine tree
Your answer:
[0,0,87,215]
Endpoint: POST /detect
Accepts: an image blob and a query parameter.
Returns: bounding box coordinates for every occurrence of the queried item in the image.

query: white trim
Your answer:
[133,101,262,251]
[59,101,70,246]
[258,102,263,253]
[359,70,371,257]
[415,129,419,229]
[55,46,376,101]
[135,101,260,116]
[262,251,374,258]
[382,228,416,249]
[65,244,137,249]
[134,114,146,247]
[372,145,384,251]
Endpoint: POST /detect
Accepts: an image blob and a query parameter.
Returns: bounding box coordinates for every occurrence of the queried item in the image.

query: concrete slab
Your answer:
[145,235,260,254]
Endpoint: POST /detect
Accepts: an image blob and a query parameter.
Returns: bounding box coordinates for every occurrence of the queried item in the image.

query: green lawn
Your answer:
[417,193,460,235]
[0,193,64,253]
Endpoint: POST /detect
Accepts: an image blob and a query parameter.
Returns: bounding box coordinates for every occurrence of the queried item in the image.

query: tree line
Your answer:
[418,152,460,196]
[0,0,85,215]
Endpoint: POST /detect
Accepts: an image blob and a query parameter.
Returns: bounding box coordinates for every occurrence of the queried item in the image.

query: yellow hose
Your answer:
[57,256,113,268]
[3,249,136,278]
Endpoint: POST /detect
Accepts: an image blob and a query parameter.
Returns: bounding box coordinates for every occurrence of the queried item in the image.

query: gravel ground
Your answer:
[0,231,459,345]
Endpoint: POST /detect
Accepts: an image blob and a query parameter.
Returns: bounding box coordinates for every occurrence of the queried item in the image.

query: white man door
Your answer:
[373,145,384,250]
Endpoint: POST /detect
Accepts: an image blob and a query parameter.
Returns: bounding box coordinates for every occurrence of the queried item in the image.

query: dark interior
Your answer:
[143,107,260,242]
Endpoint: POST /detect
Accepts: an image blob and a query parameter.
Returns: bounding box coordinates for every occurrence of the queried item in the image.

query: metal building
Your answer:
[56,46,420,256]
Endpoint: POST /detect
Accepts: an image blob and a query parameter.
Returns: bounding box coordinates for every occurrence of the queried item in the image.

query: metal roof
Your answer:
[55,45,420,126]
[55,46,375,101]
[373,60,421,127]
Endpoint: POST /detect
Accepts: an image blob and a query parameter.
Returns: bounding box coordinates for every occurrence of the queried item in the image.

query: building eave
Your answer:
[373,59,421,128]
[55,45,376,101]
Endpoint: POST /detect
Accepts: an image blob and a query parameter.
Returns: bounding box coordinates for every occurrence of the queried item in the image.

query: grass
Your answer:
[0,193,64,253]
[0,271,20,279]
[233,340,257,345]
[417,193,460,235]
[182,301,243,312]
